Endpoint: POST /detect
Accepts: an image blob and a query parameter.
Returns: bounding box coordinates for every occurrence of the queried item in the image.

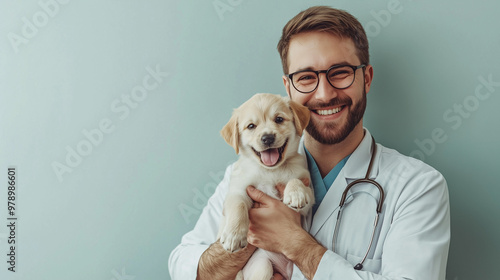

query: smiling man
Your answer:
[283,30,370,178]
[169,6,450,280]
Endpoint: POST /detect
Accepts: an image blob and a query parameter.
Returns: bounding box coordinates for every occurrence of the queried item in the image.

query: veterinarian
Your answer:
[169,6,450,280]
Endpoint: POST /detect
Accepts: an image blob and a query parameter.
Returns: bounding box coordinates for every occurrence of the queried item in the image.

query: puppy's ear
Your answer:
[288,99,310,136]
[220,112,239,154]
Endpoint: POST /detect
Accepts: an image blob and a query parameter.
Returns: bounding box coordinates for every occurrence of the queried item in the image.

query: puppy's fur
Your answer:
[219,93,314,280]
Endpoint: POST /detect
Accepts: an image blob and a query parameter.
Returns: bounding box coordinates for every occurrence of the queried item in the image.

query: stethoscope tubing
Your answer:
[332,136,385,270]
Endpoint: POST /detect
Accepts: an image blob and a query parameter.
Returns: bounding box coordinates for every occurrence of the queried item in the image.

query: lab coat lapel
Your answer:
[309,169,347,236]
[298,139,313,232]
[309,129,380,237]
[343,129,379,180]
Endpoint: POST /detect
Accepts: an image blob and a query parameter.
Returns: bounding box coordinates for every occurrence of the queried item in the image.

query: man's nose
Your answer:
[314,73,338,101]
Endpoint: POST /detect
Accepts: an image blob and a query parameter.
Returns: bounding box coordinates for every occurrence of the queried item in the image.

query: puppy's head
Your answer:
[221,93,310,168]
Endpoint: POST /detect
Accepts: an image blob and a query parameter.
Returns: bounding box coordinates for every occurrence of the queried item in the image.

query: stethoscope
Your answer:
[332,136,385,270]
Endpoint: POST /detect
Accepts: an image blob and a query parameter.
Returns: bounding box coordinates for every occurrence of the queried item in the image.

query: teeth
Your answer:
[317,107,342,115]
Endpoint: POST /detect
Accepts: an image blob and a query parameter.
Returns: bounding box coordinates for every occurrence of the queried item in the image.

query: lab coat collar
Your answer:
[343,128,379,180]
[299,128,379,180]
[298,139,313,232]
[300,128,381,236]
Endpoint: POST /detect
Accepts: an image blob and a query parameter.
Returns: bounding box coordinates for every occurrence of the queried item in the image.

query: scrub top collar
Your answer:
[298,128,380,181]
[298,128,382,235]
[304,147,350,216]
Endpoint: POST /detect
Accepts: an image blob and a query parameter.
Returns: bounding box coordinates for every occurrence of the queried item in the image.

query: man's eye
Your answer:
[329,69,352,79]
[247,123,256,129]
[298,75,316,81]
[331,70,349,75]
[275,116,284,124]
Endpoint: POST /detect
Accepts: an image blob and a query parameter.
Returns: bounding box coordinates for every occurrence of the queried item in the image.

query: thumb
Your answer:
[246,186,272,204]
[273,273,285,280]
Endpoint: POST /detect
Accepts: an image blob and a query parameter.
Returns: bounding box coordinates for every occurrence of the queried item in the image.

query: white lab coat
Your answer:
[169,129,450,280]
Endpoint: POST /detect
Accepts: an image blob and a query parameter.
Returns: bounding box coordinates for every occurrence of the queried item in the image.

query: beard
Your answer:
[305,89,367,145]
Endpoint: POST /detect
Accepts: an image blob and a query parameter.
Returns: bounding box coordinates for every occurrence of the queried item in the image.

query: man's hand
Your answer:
[272,273,285,280]
[246,184,327,280]
[246,185,302,254]
[197,241,256,280]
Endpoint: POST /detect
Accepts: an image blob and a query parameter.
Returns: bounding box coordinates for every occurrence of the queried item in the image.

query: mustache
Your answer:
[305,96,353,110]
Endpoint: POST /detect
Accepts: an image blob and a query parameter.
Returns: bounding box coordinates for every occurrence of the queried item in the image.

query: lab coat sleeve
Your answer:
[312,169,450,280]
[168,164,232,280]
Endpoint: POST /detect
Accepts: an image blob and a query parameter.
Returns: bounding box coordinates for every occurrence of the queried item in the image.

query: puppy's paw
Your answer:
[283,178,313,214]
[220,224,248,253]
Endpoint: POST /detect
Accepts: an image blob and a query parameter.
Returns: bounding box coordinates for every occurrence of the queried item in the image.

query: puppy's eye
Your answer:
[275,116,284,124]
[247,123,256,130]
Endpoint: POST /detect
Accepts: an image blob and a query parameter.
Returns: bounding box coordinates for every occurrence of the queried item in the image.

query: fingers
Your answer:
[246,185,272,204]
[300,177,310,187]
[272,273,285,280]
[276,183,286,199]
[214,239,257,254]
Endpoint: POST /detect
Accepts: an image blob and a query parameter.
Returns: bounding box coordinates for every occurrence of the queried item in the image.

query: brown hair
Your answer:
[277,6,369,74]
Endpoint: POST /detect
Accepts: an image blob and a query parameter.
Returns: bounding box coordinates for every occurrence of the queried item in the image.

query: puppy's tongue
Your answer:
[261,148,279,166]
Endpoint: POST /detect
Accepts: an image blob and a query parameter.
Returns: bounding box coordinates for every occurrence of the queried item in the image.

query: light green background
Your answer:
[0,0,498,279]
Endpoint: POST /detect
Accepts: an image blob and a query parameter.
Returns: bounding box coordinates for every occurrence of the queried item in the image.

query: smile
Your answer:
[252,139,288,167]
[315,106,345,116]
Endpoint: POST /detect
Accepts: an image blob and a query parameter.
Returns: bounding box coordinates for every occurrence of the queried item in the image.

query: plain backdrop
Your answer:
[0,0,499,279]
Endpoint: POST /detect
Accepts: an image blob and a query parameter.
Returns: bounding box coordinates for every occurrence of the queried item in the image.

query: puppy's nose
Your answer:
[261,134,275,146]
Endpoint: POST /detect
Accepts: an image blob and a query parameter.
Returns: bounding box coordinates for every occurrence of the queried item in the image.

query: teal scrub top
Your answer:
[304,146,350,215]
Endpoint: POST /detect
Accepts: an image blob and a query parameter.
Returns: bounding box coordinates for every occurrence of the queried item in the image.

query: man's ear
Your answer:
[283,75,291,98]
[220,112,239,154]
[363,64,374,94]
[288,99,310,136]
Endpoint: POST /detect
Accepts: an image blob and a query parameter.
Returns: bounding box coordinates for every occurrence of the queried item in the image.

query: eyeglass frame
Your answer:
[287,64,366,94]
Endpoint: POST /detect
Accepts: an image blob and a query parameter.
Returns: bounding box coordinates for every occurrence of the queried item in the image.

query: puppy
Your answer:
[219,93,314,280]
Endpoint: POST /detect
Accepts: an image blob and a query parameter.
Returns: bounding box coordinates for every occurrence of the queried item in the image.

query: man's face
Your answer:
[283,31,373,145]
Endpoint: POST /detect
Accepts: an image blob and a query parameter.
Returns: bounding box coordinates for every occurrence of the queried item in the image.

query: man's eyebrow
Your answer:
[293,66,315,73]
[292,61,353,73]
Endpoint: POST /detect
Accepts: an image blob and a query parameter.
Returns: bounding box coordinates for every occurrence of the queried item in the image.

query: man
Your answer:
[169,6,450,280]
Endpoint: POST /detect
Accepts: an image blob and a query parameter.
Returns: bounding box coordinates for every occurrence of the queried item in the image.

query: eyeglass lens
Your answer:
[292,66,357,93]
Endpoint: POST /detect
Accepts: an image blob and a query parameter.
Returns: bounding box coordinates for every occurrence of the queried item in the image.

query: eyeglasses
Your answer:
[287,64,366,94]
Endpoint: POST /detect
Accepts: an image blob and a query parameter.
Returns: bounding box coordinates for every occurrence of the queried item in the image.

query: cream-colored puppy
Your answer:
[219,93,314,280]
